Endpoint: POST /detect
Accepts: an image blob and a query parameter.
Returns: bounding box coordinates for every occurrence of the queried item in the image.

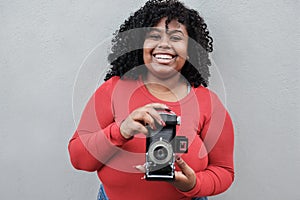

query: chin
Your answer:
[147,67,181,80]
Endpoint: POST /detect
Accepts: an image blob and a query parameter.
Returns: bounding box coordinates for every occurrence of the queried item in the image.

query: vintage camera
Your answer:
[145,111,188,180]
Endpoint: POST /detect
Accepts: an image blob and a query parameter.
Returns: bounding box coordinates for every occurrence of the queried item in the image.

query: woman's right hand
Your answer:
[120,103,169,139]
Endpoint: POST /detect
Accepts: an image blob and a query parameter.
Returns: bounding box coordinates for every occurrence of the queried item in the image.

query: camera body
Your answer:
[145,111,188,180]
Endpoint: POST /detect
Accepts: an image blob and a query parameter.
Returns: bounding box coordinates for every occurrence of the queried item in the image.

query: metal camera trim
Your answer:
[148,140,173,165]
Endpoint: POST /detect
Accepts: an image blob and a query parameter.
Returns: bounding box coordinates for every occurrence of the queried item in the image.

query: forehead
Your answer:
[153,17,188,35]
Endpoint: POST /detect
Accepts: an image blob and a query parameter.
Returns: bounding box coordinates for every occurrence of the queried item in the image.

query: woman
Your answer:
[68,0,234,199]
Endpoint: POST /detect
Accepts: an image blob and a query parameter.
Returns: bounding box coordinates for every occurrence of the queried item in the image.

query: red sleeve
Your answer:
[178,91,235,197]
[68,77,130,172]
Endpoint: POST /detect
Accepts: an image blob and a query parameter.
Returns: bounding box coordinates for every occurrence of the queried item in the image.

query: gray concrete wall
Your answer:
[0,0,299,199]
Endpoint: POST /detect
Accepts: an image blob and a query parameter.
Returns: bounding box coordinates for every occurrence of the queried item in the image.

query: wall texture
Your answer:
[0,0,299,199]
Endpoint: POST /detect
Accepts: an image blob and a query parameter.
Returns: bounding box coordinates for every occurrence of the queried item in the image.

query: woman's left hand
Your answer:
[171,156,196,192]
[135,156,196,192]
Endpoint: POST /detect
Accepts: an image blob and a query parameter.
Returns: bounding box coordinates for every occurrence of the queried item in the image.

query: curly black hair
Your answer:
[104,0,213,87]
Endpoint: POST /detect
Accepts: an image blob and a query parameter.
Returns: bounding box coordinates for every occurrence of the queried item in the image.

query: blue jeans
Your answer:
[97,184,109,200]
[97,184,208,200]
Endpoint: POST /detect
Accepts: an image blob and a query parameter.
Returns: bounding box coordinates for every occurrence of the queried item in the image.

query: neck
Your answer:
[144,73,184,92]
[143,73,189,102]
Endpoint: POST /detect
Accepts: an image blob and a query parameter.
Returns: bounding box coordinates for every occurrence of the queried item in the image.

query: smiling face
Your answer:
[143,18,189,80]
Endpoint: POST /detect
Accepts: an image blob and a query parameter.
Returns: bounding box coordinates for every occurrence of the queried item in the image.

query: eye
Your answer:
[170,35,183,41]
[146,33,161,40]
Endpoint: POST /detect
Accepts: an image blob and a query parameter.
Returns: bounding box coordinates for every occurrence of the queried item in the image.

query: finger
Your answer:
[131,121,148,135]
[120,118,148,138]
[145,107,165,127]
[173,157,196,191]
[134,164,146,173]
[140,103,169,127]
[175,157,195,178]
[172,170,195,192]
[145,103,169,110]
[174,171,185,181]
[132,111,156,130]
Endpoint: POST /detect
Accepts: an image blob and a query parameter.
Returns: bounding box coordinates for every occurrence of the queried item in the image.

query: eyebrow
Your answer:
[148,27,185,36]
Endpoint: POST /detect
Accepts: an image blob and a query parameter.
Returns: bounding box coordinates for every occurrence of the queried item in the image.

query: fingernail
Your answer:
[151,124,157,130]
[135,165,143,169]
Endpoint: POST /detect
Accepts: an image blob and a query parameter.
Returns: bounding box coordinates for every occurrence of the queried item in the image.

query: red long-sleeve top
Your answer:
[68,77,234,200]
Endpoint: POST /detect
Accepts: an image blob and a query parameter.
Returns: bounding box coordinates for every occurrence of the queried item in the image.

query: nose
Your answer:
[158,35,171,49]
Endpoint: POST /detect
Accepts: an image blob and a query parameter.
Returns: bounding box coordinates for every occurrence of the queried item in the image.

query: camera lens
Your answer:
[148,140,173,165]
[153,146,168,160]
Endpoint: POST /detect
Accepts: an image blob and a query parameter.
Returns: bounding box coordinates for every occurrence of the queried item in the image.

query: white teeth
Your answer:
[154,54,173,60]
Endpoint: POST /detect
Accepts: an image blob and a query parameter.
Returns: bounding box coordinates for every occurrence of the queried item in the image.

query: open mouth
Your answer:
[153,53,177,63]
